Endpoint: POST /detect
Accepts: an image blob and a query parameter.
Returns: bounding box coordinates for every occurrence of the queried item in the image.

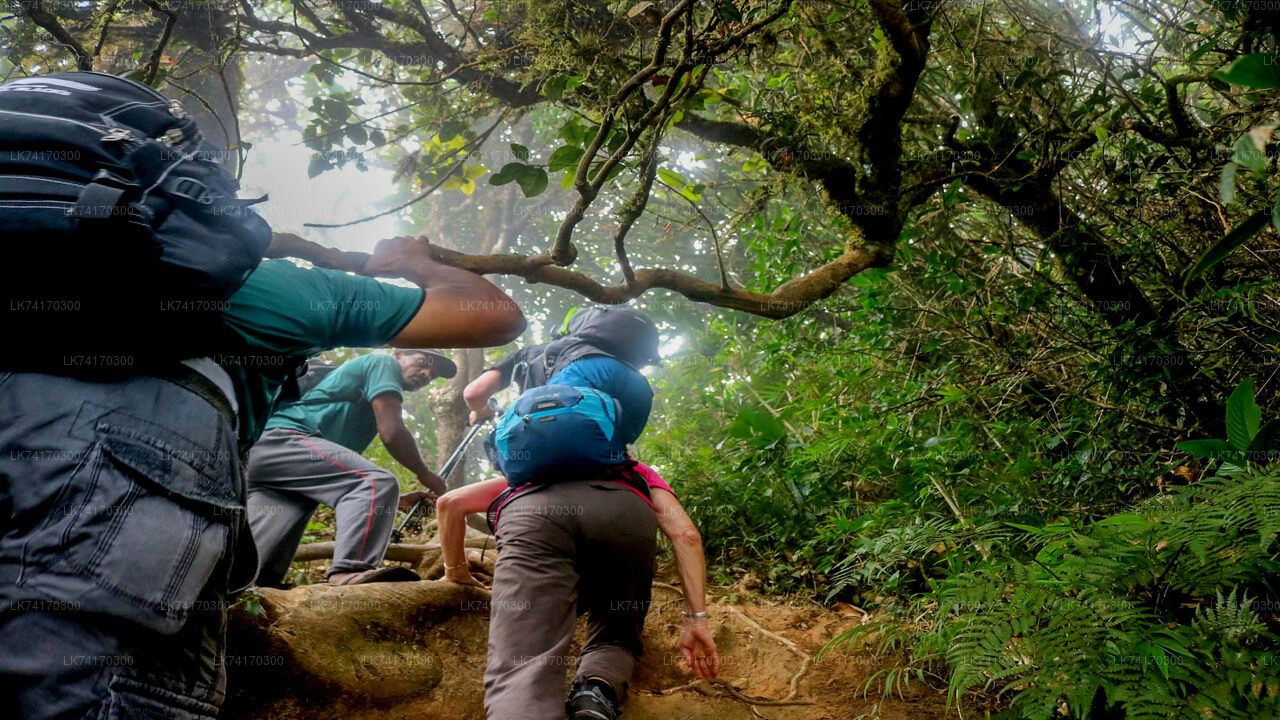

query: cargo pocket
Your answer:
[97,674,222,720]
[42,430,238,634]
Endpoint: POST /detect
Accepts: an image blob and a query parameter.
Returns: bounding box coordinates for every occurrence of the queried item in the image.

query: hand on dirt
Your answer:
[680,618,720,679]
[443,566,489,591]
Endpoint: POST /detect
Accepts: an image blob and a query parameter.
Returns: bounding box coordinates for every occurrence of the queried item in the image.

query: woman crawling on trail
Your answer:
[435,460,720,717]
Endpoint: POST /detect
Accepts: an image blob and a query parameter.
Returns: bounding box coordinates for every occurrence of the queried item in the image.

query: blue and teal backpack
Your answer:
[486,384,627,486]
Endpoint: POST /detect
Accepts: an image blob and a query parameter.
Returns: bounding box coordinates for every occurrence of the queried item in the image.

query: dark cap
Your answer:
[401,348,457,379]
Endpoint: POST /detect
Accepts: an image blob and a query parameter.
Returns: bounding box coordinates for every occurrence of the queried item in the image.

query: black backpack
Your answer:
[512,306,661,391]
[0,72,272,367]
[296,360,338,397]
[561,305,661,368]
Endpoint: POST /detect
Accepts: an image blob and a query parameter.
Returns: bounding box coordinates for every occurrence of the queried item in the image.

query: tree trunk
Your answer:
[427,348,487,490]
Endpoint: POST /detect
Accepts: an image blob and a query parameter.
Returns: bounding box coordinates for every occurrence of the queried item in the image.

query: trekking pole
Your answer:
[394,398,500,540]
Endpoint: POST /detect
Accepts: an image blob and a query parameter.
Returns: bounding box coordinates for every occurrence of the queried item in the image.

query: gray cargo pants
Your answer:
[245,427,400,585]
[484,479,657,720]
[0,369,250,720]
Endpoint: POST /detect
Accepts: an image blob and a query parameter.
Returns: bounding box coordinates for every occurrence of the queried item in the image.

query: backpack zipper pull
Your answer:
[100,128,134,143]
[158,128,184,147]
[168,99,189,119]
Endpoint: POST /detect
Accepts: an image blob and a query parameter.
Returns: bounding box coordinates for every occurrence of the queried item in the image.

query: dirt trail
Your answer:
[222,578,957,720]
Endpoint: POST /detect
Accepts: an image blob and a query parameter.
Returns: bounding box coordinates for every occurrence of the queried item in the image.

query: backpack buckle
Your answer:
[163,176,215,205]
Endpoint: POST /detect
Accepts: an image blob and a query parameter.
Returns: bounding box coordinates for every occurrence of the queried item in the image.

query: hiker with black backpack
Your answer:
[436,306,715,719]
[0,72,525,720]
[247,348,459,587]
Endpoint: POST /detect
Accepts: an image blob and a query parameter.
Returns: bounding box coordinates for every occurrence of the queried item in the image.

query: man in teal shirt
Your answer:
[1,233,526,720]
[248,349,457,586]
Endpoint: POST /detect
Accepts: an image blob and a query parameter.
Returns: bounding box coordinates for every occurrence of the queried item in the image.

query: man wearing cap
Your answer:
[246,348,458,586]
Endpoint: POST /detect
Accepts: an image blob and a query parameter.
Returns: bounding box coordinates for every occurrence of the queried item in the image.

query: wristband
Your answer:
[683,610,708,619]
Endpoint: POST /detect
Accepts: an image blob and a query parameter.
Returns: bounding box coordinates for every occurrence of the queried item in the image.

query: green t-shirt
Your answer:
[265,353,404,453]
[217,259,424,451]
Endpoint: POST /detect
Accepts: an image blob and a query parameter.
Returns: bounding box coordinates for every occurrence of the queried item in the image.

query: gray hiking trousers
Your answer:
[245,427,399,585]
[0,369,251,720]
[484,479,657,720]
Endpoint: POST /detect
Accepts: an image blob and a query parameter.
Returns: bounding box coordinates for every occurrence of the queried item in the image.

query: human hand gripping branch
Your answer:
[361,234,526,349]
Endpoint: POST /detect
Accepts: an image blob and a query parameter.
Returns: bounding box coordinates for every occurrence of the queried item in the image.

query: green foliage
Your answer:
[1177,378,1280,473]
[232,586,266,617]
[489,161,549,197]
[1216,54,1280,90]
[830,466,1280,719]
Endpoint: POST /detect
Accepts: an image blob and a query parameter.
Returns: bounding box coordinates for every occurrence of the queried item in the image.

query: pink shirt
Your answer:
[633,461,675,496]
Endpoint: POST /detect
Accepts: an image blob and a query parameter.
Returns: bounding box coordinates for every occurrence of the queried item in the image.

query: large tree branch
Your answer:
[22,1,93,70]
[267,232,887,319]
[237,1,540,106]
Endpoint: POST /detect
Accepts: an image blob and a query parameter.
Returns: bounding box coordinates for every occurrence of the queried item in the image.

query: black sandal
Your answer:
[334,566,421,585]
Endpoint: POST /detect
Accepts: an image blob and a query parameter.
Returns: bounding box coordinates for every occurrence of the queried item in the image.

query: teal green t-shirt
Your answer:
[265,353,404,453]
[217,259,424,451]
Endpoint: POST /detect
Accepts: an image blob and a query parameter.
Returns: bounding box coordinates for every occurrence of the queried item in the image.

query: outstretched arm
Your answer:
[436,477,508,590]
[371,393,446,497]
[363,236,526,349]
[651,489,719,679]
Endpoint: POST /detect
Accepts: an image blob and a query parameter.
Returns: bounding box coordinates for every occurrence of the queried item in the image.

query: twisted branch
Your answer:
[267,232,884,319]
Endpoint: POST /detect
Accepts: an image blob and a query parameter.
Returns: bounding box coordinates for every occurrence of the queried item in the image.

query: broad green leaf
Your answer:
[1175,439,1235,460]
[514,166,548,197]
[510,143,530,162]
[741,408,786,441]
[543,74,570,101]
[1216,53,1280,89]
[1226,378,1261,451]
[488,162,522,186]
[658,168,687,188]
[1183,209,1269,287]
[1247,419,1280,457]
[463,164,489,180]
[548,145,585,173]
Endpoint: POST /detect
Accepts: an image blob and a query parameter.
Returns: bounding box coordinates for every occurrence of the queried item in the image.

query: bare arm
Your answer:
[652,489,709,613]
[463,369,507,425]
[651,489,720,679]
[437,478,508,590]
[371,393,446,497]
[363,236,526,349]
